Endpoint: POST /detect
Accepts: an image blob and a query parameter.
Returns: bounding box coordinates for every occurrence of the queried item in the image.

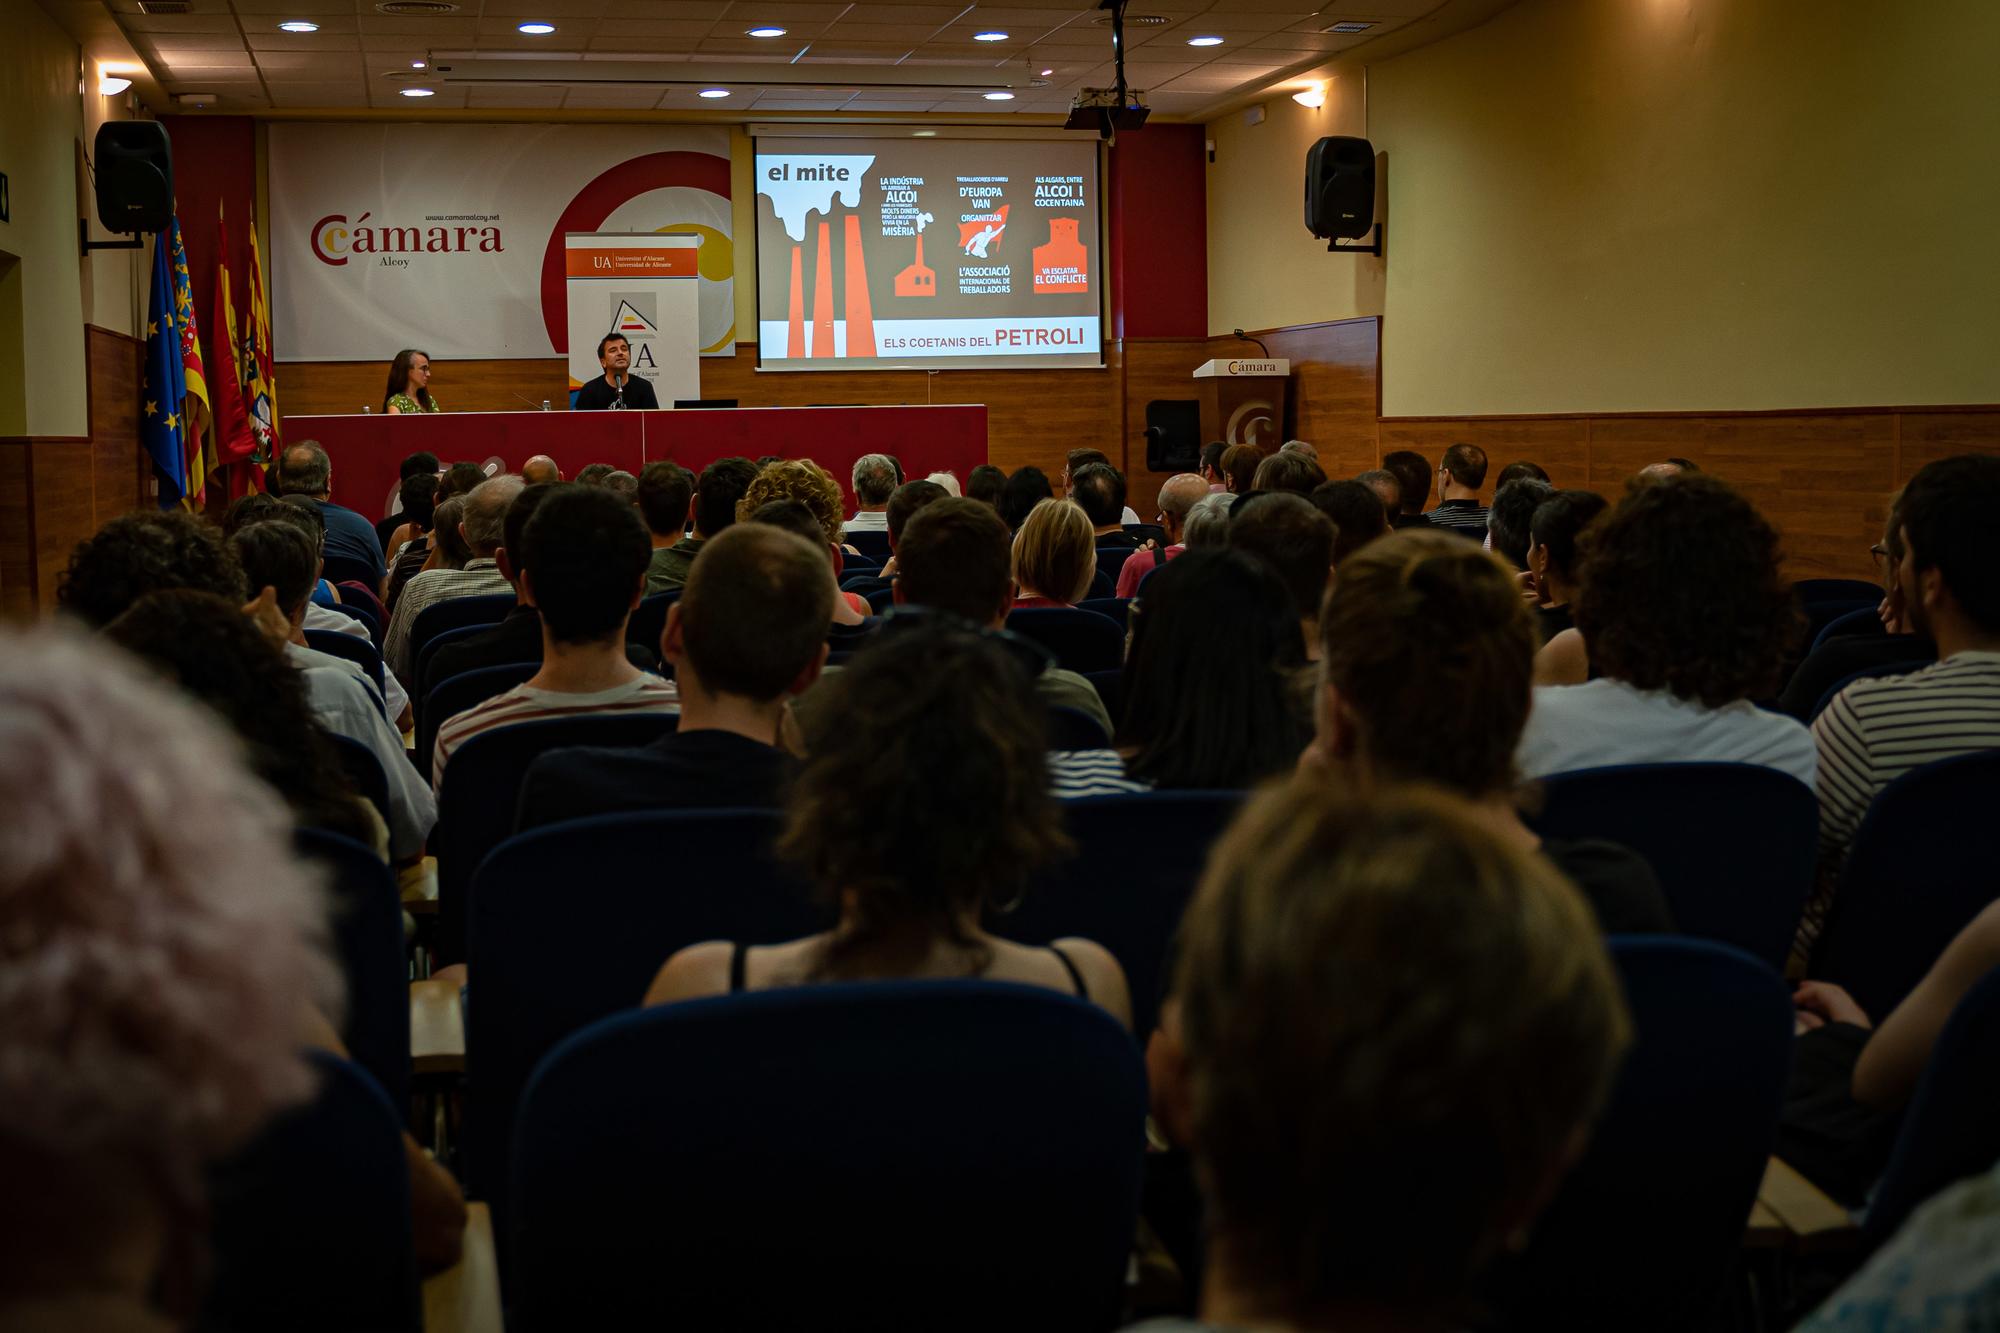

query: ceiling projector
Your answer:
[1065,87,1151,137]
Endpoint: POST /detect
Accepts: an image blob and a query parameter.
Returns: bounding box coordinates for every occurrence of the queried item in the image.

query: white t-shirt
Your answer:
[1517,678,1816,786]
[845,509,890,531]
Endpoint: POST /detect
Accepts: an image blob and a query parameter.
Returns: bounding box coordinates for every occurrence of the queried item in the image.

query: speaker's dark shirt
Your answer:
[573,373,661,411]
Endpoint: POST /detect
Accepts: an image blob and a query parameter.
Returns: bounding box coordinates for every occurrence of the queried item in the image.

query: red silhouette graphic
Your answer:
[842,214,875,356]
[895,234,936,298]
[1033,218,1090,294]
[958,204,1009,257]
[810,221,834,358]
[786,244,805,358]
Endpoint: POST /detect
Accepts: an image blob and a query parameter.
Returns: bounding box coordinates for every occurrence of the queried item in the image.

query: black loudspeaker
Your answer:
[1144,399,1202,473]
[1304,136,1375,240]
[94,122,174,235]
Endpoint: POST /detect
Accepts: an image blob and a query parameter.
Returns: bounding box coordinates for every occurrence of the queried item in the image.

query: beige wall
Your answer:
[1205,70,1383,336]
[81,85,148,340]
[1368,0,2000,416]
[0,0,91,436]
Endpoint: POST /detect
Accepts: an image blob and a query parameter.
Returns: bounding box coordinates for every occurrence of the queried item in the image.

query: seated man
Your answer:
[789,498,1115,745]
[1487,476,1556,571]
[746,499,875,635]
[646,456,761,594]
[382,472,523,682]
[846,454,899,531]
[1065,447,1142,524]
[521,455,562,486]
[257,501,413,730]
[1228,492,1338,664]
[638,462,696,595]
[432,485,678,789]
[516,523,831,828]
[1116,473,1210,597]
[1381,449,1434,529]
[1354,468,1402,521]
[272,439,387,593]
[1426,441,1491,538]
[1071,462,1138,548]
[1199,440,1229,493]
[571,332,659,411]
[1309,479,1392,565]
[870,478,948,581]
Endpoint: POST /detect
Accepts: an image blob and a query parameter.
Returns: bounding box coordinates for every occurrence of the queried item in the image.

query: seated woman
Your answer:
[1138,779,1630,1333]
[1010,498,1097,609]
[644,618,1131,1029]
[1516,473,1813,783]
[1527,488,1608,646]
[1308,529,1672,933]
[383,347,441,414]
[391,492,470,610]
[1049,548,1307,798]
[383,471,439,565]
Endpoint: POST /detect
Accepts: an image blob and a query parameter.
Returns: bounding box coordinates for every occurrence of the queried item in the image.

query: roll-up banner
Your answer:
[268,123,733,362]
[565,233,702,404]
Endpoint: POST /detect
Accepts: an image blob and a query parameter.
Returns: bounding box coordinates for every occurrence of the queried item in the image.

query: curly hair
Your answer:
[1319,530,1537,797]
[0,626,341,1169]
[57,511,247,629]
[778,619,1071,979]
[737,458,847,545]
[1574,474,1802,707]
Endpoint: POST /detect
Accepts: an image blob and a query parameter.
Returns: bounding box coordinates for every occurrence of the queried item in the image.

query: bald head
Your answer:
[1157,473,1211,542]
[1637,461,1685,481]
[522,455,562,486]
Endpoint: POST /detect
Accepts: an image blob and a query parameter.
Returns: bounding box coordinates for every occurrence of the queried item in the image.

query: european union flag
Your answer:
[142,233,189,507]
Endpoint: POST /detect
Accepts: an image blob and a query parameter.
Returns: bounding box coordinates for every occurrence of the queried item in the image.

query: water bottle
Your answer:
[541,399,551,412]
[362,405,372,414]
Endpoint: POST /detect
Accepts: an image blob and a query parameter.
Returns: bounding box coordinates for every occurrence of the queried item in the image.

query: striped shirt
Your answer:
[1799,652,2000,954]
[1048,748,1153,800]
[382,558,512,683]
[432,674,681,789]
[1425,498,1490,536]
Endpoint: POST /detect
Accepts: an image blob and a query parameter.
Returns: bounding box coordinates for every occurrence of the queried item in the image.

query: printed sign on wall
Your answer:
[269,123,733,361]
[564,233,701,402]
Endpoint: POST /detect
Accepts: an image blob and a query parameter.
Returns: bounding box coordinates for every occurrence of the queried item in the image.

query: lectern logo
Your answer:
[1226,359,1280,375]
[610,294,660,370]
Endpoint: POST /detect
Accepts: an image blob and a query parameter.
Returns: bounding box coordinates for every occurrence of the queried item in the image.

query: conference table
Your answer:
[287,404,989,518]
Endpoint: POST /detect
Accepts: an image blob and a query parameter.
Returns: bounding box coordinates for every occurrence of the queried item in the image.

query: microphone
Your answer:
[1233,327,1272,358]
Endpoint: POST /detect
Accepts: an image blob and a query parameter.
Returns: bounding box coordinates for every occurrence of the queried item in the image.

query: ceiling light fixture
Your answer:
[516,21,555,33]
[1039,67,1053,75]
[745,25,786,36]
[973,30,1008,41]
[1291,83,1325,108]
[913,129,936,136]
[401,86,436,96]
[411,59,427,68]
[698,87,730,97]
[99,74,133,94]
[278,19,319,31]
[1186,34,1222,46]
[983,90,1014,100]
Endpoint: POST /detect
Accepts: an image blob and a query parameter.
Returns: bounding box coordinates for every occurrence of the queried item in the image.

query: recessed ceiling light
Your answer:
[1186,34,1222,46]
[100,75,133,94]
[745,25,786,37]
[1039,67,1053,76]
[698,87,730,98]
[411,59,427,68]
[913,129,936,136]
[278,20,318,31]
[400,86,435,96]
[982,90,1014,100]
[973,30,1008,41]
[516,20,554,33]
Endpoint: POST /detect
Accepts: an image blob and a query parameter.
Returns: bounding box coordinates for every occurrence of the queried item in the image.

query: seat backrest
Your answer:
[294,827,410,1114]
[326,732,391,828]
[841,550,883,574]
[625,588,681,655]
[321,552,381,591]
[1531,762,1817,971]
[432,712,680,966]
[844,528,893,560]
[510,982,1146,1332]
[205,1050,418,1333]
[1810,659,1933,722]
[464,810,830,1209]
[413,621,503,705]
[1811,604,1884,654]
[1492,937,1792,1332]
[1866,963,2000,1246]
[1004,607,1126,675]
[1123,522,1167,548]
[332,584,385,645]
[1813,749,2000,1018]
[992,791,1243,1037]
[1087,566,1115,600]
[410,591,515,669]
[417,662,542,773]
[1802,597,1881,654]
[1094,545,1134,583]
[1076,596,1133,629]
[1046,703,1112,750]
[864,582,898,614]
[304,627,387,696]
[1795,578,1885,605]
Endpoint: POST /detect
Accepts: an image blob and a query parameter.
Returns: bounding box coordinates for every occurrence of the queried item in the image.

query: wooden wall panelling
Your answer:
[1376,418,1592,503]
[26,441,96,611]
[86,327,145,525]
[1202,318,1383,481]
[1120,337,1211,515]
[1896,410,2000,481]
[0,442,33,621]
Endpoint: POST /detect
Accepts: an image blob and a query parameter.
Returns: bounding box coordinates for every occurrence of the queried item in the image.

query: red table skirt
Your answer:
[284,405,989,519]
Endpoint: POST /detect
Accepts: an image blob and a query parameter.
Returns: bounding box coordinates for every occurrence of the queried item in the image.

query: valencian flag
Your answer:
[141,229,192,507]
[211,205,259,489]
[168,218,214,507]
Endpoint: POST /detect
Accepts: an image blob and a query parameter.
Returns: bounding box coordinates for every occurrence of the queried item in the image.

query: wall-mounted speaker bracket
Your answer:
[1326,220,1384,257]
[80,219,147,257]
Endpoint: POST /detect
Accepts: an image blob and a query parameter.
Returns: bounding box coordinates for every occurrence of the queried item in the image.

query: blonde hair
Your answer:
[1176,776,1629,1320]
[738,459,847,546]
[1011,498,1097,604]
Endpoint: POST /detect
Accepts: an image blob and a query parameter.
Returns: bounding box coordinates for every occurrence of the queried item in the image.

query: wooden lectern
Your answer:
[1193,358,1292,448]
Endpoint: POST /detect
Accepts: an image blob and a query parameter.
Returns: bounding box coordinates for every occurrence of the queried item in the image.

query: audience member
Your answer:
[1800,454,2000,956]
[432,486,676,788]
[1496,459,1551,487]
[1071,462,1137,547]
[439,461,487,499]
[1180,492,1234,549]
[651,455,761,592]
[1117,473,1209,597]
[1309,529,1672,931]
[1054,549,1307,797]
[1526,489,1608,646]
[385,472,438,564]
[847,453,899,529]
[1488,476,1556,571]
[272,495,343,608]
[637,462,696,595]
[273,440,386,590]
[1777,495,1936,719]
[1638,459,1691,479]
[54,510,238,631]
[1792,1155,2000,1330]
[1380,449,1434,528]
[1062,447,1142,524]
[375,449,440,551]
[925,470,961,497]
[1354,467,1401,518]
[1517,475,1811,782]
[966,463,1007,508]
[258,503,414,725]
[517,523,832,828]
[1218,443,1262,495]
[1137,779,1628,1333]
[1279,439,1318,461]
[642,617,1130,1026]
[1309,478,1393,564]
[998,464,1054,532]
[1251,450,1326,496]
[0,627,343,1331]
[1229,493,1337,663]
[1199,440,1229,491]
[391,491,464,609]
[382,473,523,681]
[602,469,638,503]
[574,463,616,487]
[877,478,949,578]
[1011,498,1097,608]
[521,454,562,486]
[1426,442,1491,538]
[739,458,848,549]
[747,499,873,628]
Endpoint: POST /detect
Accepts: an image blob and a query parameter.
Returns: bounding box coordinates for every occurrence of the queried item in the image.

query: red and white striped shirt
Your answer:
[432,674,680,789]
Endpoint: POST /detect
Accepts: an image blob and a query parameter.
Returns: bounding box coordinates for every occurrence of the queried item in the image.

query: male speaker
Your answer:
[1304,136,1375,241]
[94,122,174,235]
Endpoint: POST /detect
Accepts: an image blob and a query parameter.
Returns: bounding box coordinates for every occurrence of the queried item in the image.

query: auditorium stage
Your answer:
[285,404,989,518]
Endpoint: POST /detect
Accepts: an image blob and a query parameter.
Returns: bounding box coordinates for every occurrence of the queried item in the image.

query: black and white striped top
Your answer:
[1425,499,1490,535]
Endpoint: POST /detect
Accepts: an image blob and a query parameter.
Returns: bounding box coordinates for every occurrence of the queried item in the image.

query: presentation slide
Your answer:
[754,135,1103,371]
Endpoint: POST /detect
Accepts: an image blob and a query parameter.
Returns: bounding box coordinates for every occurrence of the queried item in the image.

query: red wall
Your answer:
[158,116,257,333]
[1108,123,1209,340]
